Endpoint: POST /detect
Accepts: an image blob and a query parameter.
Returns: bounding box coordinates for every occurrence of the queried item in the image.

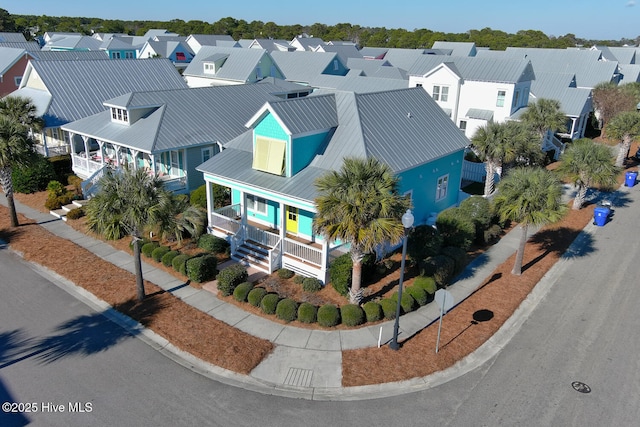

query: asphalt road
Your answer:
[1,186,640,426]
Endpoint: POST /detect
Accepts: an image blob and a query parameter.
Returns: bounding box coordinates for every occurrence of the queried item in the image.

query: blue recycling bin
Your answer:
[625,171,638,187]
[593,206,610,226]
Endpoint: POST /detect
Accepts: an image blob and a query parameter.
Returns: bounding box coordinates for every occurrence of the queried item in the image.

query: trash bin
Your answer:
[625,171,638,187]
[593,206,610,226]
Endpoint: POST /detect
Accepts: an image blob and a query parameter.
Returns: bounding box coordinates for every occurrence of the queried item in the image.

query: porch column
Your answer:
[130,149,140,170]
[569,118,577,139]
[320,239,330,285]
[150,154,157,174]
[205,180,213,223]
[239,190,246,227]
[279,201,286,240]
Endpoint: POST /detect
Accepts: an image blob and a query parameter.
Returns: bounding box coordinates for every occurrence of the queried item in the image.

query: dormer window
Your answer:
[176,52,186,61]
[253,136,285,176]
[204,62,215,74]
[111,107,129,123]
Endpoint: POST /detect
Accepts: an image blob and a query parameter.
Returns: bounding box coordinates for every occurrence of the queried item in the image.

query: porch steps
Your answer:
[49,200,88,222]
[232,242,270,274]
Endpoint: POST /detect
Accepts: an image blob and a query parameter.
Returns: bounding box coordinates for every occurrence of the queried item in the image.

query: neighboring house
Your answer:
[345,58,407,80]
[99,35,140,59]
[431,41,478,57]
[9,58,188,156]
[359,47,389,59]
[41,34,103,51]
[30,50,110,61]
[309,74,408,93]
[408,56,535,139]
[0,47,33,97]
[270,51,348,85]
[183,46,284,87]
[313,44,362,64]
[138,40,195,69]
[246,39,295,52]
[197,87,469,281]
[185,34,238,53]
[0,32,28,43]
[289,36,325,51]
[61,83,299,195]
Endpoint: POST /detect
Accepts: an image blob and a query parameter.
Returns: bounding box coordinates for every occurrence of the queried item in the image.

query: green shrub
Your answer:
[328,253,376,296]
[162,250,180,267]
[363,301,383,322]
[317,304,340,327]
[422,255,455,286]
[297,302,317,323]
[405,286,428,306]
[392,290,416,313]
[341,304,365,327]
[49,155,72,183]
[380,298,397,320]
[189,184,207,209]
[276,298,298,322]
[277,268,295,279]
[407,224,443,264]
[293,275,304,285]
[141,242,159,258]
[151,246,171,263]
[441,246,467,276]
[67,175,83,197]
[247,287,267,307]
[197,234,229,254]
[65,207,85,220]
[413,275,437,295]
[233,282,254,302]
[186,254,218,283]
[260,293,280,315]
[130,238,150,251]
[436,207,475,250]
[458,196,494,243]
[172,253,191,275]
[483,224,503,245]
[45,181,74,210]
[216,264,249,296]
[12,154,56,194]
[302,277,323,292]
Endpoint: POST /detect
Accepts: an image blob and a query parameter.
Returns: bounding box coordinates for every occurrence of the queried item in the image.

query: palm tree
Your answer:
[492,167,567,275]
[556,138,620,210]
[471,121,510,196]
[154,195,207,245]
[313,157,410,304]
[606,111,640,167]
[0,95,44,131]
[0,116,36,227]
[85,167,175,301]
[520,98,567,140]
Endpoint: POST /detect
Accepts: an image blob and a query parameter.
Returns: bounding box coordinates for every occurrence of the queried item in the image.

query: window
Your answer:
[436,175,449,201]
[125,51,134,59]
[14,76,22,87]
[201,147,213,163]
[496,90,506,107]
[333,59,339,71]
[432,85,448,102]
[175,52,186,61]
[255,67,263,79]
[252,137,286,176]
[513,90,520,107]
[459,120,467,132]
[246,194,267,215]
[204,62,215,74]
[112,52,121,59]
[415,83,423,87]
[111,108,128,123]
[170,151,180,171]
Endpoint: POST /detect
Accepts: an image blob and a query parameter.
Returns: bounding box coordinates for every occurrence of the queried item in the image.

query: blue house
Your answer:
[197,87,469,282]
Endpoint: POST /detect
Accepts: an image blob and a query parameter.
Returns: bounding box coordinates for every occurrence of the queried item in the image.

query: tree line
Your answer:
[1,8,637,50]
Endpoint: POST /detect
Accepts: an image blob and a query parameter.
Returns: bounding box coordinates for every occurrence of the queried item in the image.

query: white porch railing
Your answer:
[244,223,280,247]
[283,238,323,266]
[161,176,187,192]
[269,238,283,273]
[72,153,104,178]
[81,165,109,198]
[209,206,241,235]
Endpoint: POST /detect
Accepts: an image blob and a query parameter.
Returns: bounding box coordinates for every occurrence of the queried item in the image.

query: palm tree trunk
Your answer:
[572,183,587,210]
[0,166,19,227]
[512,224,529,276]
[132,236,145,301]
[615,137,631,168]
[484,161,495,197]
[350,250,364,304]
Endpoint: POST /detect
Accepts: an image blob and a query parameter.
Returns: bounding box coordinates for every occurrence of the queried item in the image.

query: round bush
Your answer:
[302,277,322,292]
[297,302,317,324]
[189,184,207,209]
[216,264,248,297]
[423,255,456,286]
[247,287,267,307]
[186,254,218,283]
[458,196,494,242]
[12,153,56,194]
[141,242,160,258]
[161,250,180,267]
[151,246,170,263]
[435,207,475,250]
[380,298,397,320]
[277,268,295,279]
[293,275,304,285]
[362,301,383,322]
[260,293,280,315]
[317,304,340,327]
[197,234,229,254]
[413,275,437,295]
[328,254,351,296]
[276,298,298,322]
[405,285,428,306]
[483,224,503,245]
[392,290,417,314]
[65,207,85,220]
[340,304,365,327]
[441,246,468,276]
[172,253,191,276]
[233,282,254,302]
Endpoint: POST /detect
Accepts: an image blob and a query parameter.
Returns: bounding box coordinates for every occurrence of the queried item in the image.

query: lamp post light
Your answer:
[389,209,414,351]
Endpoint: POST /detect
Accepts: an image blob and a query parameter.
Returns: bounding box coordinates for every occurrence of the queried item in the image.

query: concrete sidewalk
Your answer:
[0,186,602,400]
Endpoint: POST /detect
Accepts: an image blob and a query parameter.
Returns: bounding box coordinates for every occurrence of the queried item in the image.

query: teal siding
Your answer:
[255,113,289,140]
[322,58,349,76]
[298,208,314,237]
[291,132,328,175]
[397,150,464,224]
[246,196,279,228]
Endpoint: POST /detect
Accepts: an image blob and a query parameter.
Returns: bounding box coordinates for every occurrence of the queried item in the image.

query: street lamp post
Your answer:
[389,209,414,351]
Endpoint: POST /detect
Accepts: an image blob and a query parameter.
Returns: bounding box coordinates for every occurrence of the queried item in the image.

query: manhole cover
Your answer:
[571,381,591,393]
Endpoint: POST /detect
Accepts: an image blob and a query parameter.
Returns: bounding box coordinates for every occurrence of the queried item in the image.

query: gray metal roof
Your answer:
[345,58,404,78]
[61,84,285,152]
[596,46,637,64]
[258,94,339,135]
[31,50,110,61]
[0,47,27,74]
[198,87,468,202]
[184,46,280,83]
[0,41,42,52]
[381,48,430,71]
[309,74,408,93]
[619,64,640,83]
[0,33,27,43]
[431,41,477,57]
[41,35,102,51]
[409,55,535,84]
[359,47,389,59]
[142,40,194,59]
[316,44,362,64]
[465,108,494,121]
[13,58,187,127]
[271,51,345,84]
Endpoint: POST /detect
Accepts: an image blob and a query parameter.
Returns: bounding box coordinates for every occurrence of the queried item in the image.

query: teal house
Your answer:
[197,87,469,282]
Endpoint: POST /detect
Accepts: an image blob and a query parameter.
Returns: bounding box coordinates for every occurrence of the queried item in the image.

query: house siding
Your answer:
[291,132,328,176]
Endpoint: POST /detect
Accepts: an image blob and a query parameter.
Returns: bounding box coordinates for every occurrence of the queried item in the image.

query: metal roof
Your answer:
[381,48,430,71]
[0,41,42,52]
[0,33,27,43]
[465,108,494,121]
[13,59,187,127]
[31,50,110,61]
[256,94,339,135]
[308,74,408,93]
[41,35,102,51]
[619,64,640,83]
[184,46,278,83]
[431,41,477,57]
[315,44,362,64]
[271,51,346,84]
[0,47,28,74]
[409,55,535,84]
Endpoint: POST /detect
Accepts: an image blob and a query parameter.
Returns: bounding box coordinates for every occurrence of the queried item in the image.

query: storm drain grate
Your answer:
[284,368,313,387]
[571,381,591,393]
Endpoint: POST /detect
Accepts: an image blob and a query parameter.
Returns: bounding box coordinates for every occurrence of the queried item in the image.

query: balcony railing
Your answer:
[210,204,241,234]
[283,238,323,266]
[72,153,104,177]
[244,223,280,248]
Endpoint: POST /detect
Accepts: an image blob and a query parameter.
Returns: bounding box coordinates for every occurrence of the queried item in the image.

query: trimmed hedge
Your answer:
[260,293,280,315]
[423,255,455,286]
[162,250,180,267]
[141,242,160,258]
[458,196,494,243]
[407,224,444,264]
[65,207,85,220]
[197,234,229,254]
[172,253,191,276]
[293,275,304,285]
[302,277,322,292]
[277,268,295,279]
[12,153,56,194]
[233,281,254,302]
[340,304,365,327]
[328,253,376,296]
[151,246,171,263]
[380,298,397,320]
[317,304,340,327]
[216,264,248,297]
[186,254,218,283]
[405,286,428,306]
[363,301,383,322]
[441,246,467,276]
[413,275,437,295]
[276,298,298,322]
[392,290,417,314]
[297,302,317,323]
[247,287,267,307]
[436,207,475,250]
